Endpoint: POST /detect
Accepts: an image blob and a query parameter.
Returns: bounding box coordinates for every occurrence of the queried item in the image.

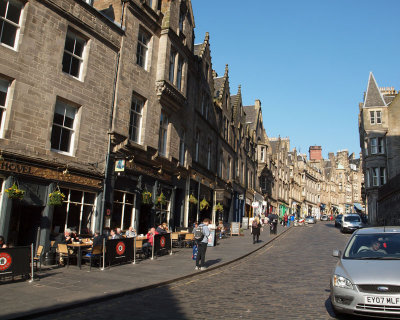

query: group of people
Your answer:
[250,213,281,244]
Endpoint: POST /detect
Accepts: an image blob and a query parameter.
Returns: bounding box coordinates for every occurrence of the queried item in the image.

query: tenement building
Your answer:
[359,72,400,224]
[0,0,261,250]
[0,0,123,248]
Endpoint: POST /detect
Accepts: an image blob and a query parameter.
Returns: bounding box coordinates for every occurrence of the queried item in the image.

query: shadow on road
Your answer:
[205,258,221,267]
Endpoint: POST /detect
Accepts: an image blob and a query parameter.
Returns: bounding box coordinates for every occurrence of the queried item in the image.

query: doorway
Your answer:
[8,203,43,246]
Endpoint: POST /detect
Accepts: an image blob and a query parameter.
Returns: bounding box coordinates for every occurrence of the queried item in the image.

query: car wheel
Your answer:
[335,222,338,227]
[340,227,345,233]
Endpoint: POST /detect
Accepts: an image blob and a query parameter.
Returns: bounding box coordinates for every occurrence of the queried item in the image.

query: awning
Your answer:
[354,203,364,212]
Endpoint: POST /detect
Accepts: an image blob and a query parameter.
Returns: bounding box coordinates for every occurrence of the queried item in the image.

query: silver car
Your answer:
[341,214,364,233]
[305,216,316,224]
[331,227,400,318]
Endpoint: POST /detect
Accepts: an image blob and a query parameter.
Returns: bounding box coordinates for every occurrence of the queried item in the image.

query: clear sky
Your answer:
[191,0,400,159]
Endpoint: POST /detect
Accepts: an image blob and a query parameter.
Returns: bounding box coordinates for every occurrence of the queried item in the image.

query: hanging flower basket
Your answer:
[5,183,25,200]
[142,191,153,205]
[48,189,65,206]
[215,202,224,213]
[189,194,198,205]
[156,192,167,206]
[200,198,209,211]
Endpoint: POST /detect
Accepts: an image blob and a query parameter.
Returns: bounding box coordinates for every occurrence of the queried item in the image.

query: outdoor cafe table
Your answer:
[67,242,92,269]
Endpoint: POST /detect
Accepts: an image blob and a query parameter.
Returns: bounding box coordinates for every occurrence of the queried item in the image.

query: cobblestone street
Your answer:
[33,223,358,320]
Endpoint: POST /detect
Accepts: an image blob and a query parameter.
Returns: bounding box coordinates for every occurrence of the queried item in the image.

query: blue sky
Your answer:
[191,0,400,158]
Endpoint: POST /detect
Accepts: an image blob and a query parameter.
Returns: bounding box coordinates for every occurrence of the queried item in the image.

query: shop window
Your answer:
[0,0,23,49]
[111,190,135,230]
[51,99,77,154]
[52,188,96,234]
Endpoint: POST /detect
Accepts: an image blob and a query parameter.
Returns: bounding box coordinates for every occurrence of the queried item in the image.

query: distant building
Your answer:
[358,72,400,224]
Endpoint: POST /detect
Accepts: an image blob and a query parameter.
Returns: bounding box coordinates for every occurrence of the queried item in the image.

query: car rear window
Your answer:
[344,216,360,222]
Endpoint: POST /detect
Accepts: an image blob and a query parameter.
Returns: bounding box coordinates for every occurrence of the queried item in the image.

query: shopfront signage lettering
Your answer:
[0,160,101,188]
[0,161,31,174]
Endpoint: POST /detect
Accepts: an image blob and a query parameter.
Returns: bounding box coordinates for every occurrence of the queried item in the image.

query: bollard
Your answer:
[29,244,36,282]
[133,237,136,264]
[101,238,106,270]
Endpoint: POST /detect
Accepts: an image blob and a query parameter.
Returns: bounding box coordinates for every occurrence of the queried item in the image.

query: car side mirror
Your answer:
[332,249,341,258]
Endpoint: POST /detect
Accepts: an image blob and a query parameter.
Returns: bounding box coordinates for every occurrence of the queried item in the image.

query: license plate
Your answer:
[365,296,400,306]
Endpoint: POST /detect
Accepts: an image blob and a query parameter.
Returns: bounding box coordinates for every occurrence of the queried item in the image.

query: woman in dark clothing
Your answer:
[251,216,262,244]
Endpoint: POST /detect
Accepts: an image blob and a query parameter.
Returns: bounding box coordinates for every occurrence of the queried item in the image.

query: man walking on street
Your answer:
[195,218,210,270]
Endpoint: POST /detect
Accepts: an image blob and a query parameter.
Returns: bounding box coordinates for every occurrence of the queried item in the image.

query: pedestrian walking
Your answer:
[194,218,210,270]
[284,213,288,227]
[251,216,261,244]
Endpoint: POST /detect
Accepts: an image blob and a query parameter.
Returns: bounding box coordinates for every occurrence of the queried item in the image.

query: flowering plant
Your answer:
[142,191,153,205]
[200,198,209,211]
[48,189,65,206]
[156,192,167,206]
[5,183,25,200]
[215,202,224,213]
[189,194,198,205]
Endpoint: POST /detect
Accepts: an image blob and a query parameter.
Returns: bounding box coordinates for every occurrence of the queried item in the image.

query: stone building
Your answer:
[0,0,123,248]
[269,137,290,218]
[359,72,400,224]
[0,0,261,250]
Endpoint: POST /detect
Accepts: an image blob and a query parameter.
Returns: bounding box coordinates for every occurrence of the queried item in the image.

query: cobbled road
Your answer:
[35,222,365,320]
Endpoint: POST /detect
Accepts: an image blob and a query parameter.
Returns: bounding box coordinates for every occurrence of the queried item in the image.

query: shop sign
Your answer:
[115,159,125,172]
[238,194,244,200]
[252,202,259,208]
[0,160,101,188]
[215,190,224,202]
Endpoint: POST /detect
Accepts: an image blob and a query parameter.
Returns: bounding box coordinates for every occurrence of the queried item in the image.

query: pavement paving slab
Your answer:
[2,224,290,320]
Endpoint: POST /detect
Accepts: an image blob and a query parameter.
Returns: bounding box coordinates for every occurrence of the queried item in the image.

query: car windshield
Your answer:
[343,233,400,260]
[344,216,360,222]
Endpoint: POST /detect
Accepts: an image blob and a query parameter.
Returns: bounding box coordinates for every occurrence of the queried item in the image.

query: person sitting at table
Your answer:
[116,228,124,237]
[217,221,225,239]
[156,222,168,234]
[0,236,8,248]
[110,229,122,240]
[92,231,104,246]
[125,227,136,238]
[142,228,159,257]
[59,229,74,244]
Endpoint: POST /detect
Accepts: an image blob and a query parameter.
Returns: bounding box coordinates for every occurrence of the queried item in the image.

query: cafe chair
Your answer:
[135,240,145,259]
[57,243,76,267]
[82,245,102,271]
[33,245,43,271]
[171,232,181,248]
[181,233,195,248]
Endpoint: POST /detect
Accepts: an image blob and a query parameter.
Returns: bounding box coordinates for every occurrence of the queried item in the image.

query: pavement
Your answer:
[2,224,290,320]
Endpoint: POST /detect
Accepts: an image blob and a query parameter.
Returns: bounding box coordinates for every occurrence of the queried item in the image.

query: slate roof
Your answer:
[364,72,387,108]
[243,105,257,130]
[213,77,224,98]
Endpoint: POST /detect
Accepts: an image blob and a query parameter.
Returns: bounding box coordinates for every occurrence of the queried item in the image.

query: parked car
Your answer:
[320,214,328,221]
[330,226,400,318]
[305,216,316,224]
[341,214,364,233]
[334,214,343,228]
